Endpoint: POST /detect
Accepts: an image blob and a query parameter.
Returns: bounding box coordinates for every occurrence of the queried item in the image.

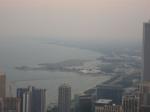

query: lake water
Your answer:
[0,37,111,104]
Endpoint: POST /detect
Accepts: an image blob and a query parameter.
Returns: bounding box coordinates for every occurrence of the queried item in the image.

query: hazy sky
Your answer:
[0,0,150,43]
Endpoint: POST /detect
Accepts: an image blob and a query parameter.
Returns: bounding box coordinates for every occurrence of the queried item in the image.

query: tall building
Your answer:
[139,21,150,112]
[17,86,46,112]
[96,84,123,105]
[143,21,150,81]
[74,94,92,112]
[17,88,28,112]
[122,95,139,112]
[0,72,6,97]
[0,97,21,112]
[58,83,71,112]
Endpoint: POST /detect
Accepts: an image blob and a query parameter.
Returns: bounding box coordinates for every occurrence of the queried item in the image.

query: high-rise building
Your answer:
[0,97,21,112]
[122,95,139,112]
[0,72,6,97]
[139,21,150,112]
[96,84,123,105]
[58,83,71,112]
[17,88,28,112]
[74,94,92,112]
[143,21,150,81]
[17,86,46,112]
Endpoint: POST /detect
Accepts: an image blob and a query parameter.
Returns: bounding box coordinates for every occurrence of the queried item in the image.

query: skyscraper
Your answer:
[143,21,150,81]
[74,94,92,112]
[139,20,150,112]
[58,83,71,112]
[17,86,46,112]
[0,72,6,97]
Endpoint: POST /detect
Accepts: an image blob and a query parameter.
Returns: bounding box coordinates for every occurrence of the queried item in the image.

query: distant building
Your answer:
[94,99,122,112]
[140,82,150,112]
[17,88,28,112]
[96,84,123,104]
[139,21,150,112]
[122,95,139,112]
[0,97,21,112]
[74,94,92,112]
[143,21,150,81]
[0,72,6,97]
[58,83,71,112]
[17,86,46,112]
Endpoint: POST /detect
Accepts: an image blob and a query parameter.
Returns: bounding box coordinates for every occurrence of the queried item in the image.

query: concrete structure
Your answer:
[17,86,46,112]
[58,83,71,112]
[143,21,150,81]
[139,21,150,112]
[140,82,150,112]
[122,95,139,112]
[96,84,123,104]
[94,99,122,112]
[0,72,6,97]
[74,94,92,112]
[0,97,21,112]
[17,88,28,112]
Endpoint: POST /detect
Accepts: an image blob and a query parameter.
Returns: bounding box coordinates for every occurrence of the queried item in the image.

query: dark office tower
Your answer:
[143,21,150,81]
[58,83,71,112]
[0,72,6,97]
[74,94,92,112]
[17,86,46,112]
[96,84,123,105]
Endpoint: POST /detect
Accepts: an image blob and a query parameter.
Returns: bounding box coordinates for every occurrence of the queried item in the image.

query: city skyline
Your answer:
[0,0,150,112]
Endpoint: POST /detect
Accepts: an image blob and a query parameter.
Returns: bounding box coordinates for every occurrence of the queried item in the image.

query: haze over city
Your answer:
[0,0,150,44]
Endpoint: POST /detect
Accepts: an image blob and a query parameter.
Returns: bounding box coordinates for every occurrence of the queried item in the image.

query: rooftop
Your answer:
[59,83,71,88]
[96,99,112,104]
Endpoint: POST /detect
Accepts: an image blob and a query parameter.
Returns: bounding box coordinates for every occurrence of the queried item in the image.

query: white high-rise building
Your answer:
[58,83,71,112]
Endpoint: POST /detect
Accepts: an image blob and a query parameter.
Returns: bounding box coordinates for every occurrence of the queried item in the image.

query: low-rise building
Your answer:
[94,99,122,112]
[0,97,21,112]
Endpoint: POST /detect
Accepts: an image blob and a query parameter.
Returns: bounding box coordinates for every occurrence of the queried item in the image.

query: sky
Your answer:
[0,0,150,43]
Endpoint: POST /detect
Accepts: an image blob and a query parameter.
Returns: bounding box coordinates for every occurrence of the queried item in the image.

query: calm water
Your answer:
[0,37,111,104]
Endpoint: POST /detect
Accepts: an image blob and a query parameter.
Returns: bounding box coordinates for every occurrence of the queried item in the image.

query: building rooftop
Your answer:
[96,84,122,89]
[96,99,112,104]
[59,83,71,88]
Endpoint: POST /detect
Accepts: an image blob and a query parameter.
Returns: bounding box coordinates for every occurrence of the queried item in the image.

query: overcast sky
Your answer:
[0,0,150,43]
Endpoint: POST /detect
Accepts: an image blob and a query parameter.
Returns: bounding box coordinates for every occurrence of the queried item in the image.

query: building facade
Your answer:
[139,21,150,112]
[74,94,92,112]
[58,83,71,112]
[0,72,6,97]
[143,21,150,81]
[95,105,122,112]
[122,95,139,112]
[17,86,46,112]
[96,84,123,105]
[94,99,122,112]
[0,97,21,112]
